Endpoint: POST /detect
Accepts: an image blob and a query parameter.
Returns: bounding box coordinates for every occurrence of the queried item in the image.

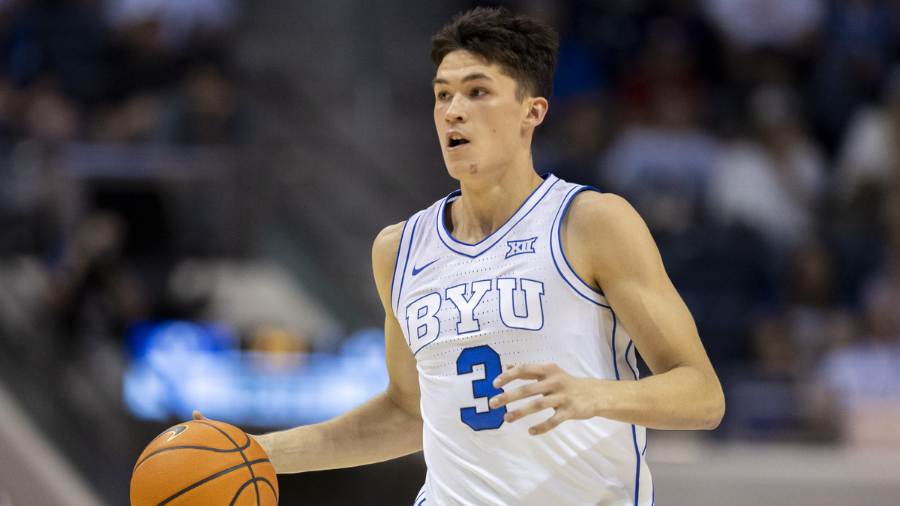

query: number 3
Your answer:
[456,345,506,431]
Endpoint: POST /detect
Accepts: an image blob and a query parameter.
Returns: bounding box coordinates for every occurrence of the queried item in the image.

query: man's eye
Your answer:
[436,91,450,101]
[471,88,487,97]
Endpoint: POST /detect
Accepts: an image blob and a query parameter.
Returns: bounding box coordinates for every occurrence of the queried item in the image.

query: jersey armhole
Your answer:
[549,185,609,307]
[390,211,423,318]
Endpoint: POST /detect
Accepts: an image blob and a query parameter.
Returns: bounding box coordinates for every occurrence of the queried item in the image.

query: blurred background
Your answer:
[0,0,899,504]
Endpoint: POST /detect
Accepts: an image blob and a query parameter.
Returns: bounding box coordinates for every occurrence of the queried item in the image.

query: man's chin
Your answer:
[445,161,482,180]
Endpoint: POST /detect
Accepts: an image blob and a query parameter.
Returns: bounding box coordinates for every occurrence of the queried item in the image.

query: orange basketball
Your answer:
[130,419,279,505]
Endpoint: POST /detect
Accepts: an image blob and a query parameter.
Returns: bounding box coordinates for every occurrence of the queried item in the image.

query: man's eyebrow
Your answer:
[432,73,493,86]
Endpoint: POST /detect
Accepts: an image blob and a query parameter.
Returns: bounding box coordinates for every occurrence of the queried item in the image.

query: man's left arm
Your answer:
[491,192,725,434]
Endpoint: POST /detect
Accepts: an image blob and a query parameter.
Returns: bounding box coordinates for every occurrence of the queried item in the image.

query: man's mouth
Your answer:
[447,133,470,149]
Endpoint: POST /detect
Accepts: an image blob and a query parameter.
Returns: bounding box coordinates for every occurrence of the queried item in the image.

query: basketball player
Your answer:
[204,7,725,505]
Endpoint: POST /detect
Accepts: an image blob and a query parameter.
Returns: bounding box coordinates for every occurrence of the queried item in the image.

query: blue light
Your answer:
[123,322,388,427]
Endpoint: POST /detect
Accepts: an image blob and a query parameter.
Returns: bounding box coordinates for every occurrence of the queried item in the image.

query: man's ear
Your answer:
[523,96,549,130]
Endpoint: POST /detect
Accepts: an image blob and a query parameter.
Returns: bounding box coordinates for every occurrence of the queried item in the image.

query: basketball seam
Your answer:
[155,457,270,506]
[251,462,279,503]
[133,440,252,472]
[229,477,277,506]
[255,476,278,502]
[194,421,261,506]
[251,462,279,502]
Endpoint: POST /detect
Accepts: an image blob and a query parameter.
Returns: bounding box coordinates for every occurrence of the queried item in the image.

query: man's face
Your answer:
[433,50,532,180]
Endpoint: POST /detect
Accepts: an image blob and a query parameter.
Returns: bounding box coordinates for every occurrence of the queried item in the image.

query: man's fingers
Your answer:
[490,381,551,409]
[529,410,567,435]
[504,395,562,423]
[493,363,550,388]
[192,410,205,420]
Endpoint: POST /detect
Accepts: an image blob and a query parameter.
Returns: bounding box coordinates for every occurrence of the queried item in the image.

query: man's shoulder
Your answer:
[563,190,654,275]
[375,221,406,244]
[373,221,406,271]
[566,191,641,236]
[373,195,446,258]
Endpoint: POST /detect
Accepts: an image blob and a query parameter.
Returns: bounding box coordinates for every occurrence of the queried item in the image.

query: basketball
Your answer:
[130,419,278,505]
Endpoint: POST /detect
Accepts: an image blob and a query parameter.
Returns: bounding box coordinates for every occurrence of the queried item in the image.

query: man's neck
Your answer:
[449,162,543,244]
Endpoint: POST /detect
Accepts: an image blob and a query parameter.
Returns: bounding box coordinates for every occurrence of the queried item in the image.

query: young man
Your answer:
[250,7,724,505]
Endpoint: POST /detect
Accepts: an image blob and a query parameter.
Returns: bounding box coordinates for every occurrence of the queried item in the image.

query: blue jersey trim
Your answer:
[550,254,610,308]
[631,424,642,506]
[626,338,649,479]
[389,218,411,314]
[394,214,421,315]
[626,339,639,379]
[608,308,642,506]
[625,340,636,376]
[413,488,426,506]
[610,307,621,381]
[413,485,426,506]
[436,174,560,258]
[440,172,552,247]
[548,185,609,307]
[555,185,605,295]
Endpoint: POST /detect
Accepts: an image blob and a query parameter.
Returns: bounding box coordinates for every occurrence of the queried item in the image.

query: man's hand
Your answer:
[490,363,608,435]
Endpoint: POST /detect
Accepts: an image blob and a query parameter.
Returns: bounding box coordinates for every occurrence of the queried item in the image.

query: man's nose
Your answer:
[444,95,467,123]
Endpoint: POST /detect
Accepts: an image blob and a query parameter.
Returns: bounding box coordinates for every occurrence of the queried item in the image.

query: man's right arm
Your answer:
[254,222,423,473]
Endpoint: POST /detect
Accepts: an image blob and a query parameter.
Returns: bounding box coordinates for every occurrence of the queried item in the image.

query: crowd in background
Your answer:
[524,0,900,442]
[0,0,245,353]
[0,2,248,493]
[0,0,898,458]
[0,0,241,145]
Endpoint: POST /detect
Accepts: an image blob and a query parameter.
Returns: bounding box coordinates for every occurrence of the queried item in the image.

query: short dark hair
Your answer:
[430,6,559,100]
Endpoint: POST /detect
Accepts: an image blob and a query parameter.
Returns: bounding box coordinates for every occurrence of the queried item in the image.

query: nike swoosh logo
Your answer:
[411,258,439,276]
[164,425,188,442]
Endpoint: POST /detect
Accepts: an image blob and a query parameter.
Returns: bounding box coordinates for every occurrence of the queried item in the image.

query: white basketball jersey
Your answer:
[391,174,653,506]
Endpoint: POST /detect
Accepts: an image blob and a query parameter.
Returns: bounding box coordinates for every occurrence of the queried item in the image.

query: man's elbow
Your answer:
[701,385,726,430]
